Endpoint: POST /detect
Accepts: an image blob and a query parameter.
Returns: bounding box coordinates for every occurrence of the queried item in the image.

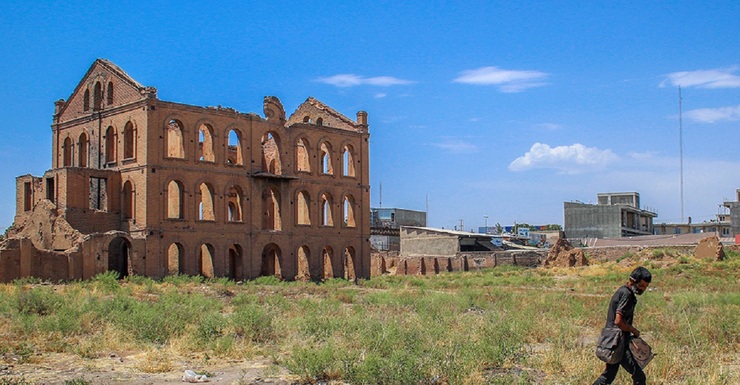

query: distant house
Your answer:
[655,214,731,238]
[564,192,656,239]
[723,189,740,243]
[370,208,426,251]
[399,226,498,259]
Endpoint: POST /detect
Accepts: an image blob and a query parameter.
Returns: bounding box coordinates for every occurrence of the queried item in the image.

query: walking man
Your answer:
[593,266,652,385]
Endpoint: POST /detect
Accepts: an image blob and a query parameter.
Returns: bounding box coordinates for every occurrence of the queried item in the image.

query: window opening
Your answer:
[227,129,243,165]
[261,132,281,174]
[63,137,73,167]
[296,191,311,225]
[321,193,333,226]
[93,82,102,111]
[89,177,107,211]
[342,144,355,177]
[79,133,88,167]
[105,126,117,164]
[320,142,333,174]
[295,138,311,172]
[123,122,135,159]
[167,180,184,219]
[262,188,282,230]
[198,124,214,162]
[166,119,185,158]
[167,243,183,275]
[198,183,215,221]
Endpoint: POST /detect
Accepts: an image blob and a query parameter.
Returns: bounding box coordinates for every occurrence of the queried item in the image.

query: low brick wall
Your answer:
[371,249,547,276]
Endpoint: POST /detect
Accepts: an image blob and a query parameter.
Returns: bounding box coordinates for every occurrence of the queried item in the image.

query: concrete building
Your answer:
[1,59,371,282]
[723,189,740,243]
[564,192,656,239]
[370,208,426,251]
[654,215,731,238]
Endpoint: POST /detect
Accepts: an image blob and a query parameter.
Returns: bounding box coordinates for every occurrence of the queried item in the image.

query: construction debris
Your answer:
[694,235,726,261]
[543,238,589,267]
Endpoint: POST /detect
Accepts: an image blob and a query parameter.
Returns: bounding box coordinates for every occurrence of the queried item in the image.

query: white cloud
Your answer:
[535,123,562,130]
[660,66,740,88]
[508,143,618,174]
[374,93,387,99]
[684,105,740,123]
[453,66,548,92]
[316,74,414,87]
[428,138,479,154]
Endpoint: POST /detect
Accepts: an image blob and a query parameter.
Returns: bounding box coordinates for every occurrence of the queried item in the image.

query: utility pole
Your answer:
[484,215,488,233]
[678,86,684,222]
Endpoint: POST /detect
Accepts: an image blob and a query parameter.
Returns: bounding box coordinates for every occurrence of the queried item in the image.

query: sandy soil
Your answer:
[1,352,299,385]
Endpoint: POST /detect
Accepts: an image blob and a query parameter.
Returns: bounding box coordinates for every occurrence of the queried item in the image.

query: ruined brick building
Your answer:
[0,59,370,282]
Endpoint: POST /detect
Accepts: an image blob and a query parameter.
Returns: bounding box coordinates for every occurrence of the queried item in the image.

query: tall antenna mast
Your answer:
[425,193,429,226]
[379,181,382,209]
[679,86,684,222]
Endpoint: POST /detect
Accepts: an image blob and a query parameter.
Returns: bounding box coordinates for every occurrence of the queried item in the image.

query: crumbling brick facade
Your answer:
[1,59,371,282]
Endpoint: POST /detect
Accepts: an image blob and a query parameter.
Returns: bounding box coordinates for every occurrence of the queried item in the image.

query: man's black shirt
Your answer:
[605,285,637,330]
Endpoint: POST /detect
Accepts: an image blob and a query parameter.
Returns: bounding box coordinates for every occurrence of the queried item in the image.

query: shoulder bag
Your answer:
[595,327,625,364]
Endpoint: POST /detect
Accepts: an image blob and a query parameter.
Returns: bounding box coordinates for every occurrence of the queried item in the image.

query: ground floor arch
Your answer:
[108,237,132,278]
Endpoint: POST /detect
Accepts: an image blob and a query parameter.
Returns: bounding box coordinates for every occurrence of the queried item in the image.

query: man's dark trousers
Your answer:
[593,340,646,385]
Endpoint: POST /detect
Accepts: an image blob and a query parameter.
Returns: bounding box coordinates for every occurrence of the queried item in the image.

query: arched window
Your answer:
[296,245,311,281]
[320,142,333,175]
[227,185,243,222]
[198,183,215,221]
[167,180,184,219]
[78,133,88,167]
[198,123,214,162]
[296,190,311,225]
[261,132,281,174]
[106,81,114,105]
[199,243,215,278]
[320,193,333,226]
[83,89,90,111]
[167,243,183,275]
[123,122,135,159]
[105,126,117,164]
[229,244,243,280]
[166,119,185,158]
[342,144,355,177]
[227,129,243,165]
[93,81,102,111]
[260,243,282,279]
[316,117,323,126]
[322,246,334,279]
[63,137,72,167]
[262,187,281,230]
[295,138,311,172]
[344,247,357,280]
[303,116,311,123]
[343,194,356,227]
[122,180,134,219]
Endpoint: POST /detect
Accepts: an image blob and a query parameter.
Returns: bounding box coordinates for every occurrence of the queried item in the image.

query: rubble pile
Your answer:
[694,235,726,261]
[543,238,589,267]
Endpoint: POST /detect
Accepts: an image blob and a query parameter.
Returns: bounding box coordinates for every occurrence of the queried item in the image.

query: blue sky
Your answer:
[1,1,738,233]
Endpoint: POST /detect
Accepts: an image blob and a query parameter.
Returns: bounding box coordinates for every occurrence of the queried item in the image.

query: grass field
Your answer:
[0,251,738,384]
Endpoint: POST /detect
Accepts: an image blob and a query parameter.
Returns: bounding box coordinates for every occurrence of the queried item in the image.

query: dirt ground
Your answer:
[1,353,300,385]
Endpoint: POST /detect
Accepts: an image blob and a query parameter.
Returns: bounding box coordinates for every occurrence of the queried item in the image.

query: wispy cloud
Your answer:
[535,123,562,130]
[374,93,387,99]
[660,66,740,88]
[453,66,548,92]
[316,74,414,87]
[428,138,479,154]
[684,105,740,123]
[508,143,618,174]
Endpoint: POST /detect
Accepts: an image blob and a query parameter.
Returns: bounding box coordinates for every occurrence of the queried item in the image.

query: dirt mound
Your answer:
[695,236,726,261]
[544,238,589,267]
